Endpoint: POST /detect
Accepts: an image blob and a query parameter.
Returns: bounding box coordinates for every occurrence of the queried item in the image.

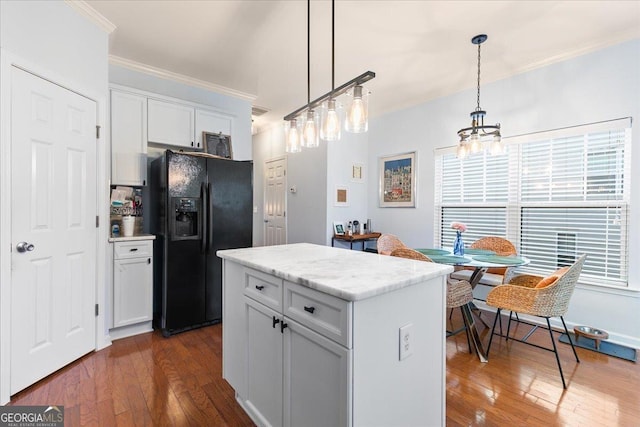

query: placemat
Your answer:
[464,248,496,255]
[560,333,636,362]
[415,248,450,256]
[428,255,471,265]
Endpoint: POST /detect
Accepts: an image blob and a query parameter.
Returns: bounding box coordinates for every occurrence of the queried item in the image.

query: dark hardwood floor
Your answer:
[8,311,640,426]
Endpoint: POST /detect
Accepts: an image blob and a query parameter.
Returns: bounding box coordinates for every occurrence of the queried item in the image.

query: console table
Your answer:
[331,232,381,251]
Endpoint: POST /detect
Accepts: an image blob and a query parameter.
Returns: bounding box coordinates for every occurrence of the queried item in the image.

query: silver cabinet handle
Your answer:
[16,242,35,253]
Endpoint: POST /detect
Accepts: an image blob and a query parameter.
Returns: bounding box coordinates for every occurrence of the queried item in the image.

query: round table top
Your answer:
[415,248,529,268]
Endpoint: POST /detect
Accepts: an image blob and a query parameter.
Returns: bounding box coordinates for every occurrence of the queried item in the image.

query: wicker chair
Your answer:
[377,234,407,255]
[450,236,517,287]
[390,247,473,350]
[485,254,587,389]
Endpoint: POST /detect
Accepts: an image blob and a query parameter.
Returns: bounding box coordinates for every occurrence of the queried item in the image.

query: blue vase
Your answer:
[453,231,464,256]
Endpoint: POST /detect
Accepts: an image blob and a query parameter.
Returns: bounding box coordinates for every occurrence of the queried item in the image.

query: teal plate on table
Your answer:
[415,248,450,256]
[472,255,525,265]
[464,248,496,256]
[428,255,472,264]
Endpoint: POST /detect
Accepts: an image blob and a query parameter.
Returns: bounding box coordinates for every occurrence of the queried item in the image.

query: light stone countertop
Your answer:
[108,234,156,243]
[217,243,453,301]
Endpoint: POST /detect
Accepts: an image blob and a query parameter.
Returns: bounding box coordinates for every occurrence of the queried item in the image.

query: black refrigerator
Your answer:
[150,150,253,336]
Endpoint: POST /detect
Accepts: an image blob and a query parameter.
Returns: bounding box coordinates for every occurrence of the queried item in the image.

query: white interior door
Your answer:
[264,157,287,246]
[10,67,97,395]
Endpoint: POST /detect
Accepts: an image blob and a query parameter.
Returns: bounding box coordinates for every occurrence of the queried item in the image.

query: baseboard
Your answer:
[109,321,153,341]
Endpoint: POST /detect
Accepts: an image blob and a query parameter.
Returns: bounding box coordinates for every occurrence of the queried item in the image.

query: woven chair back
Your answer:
[533,254,587,317]
[377,234,407,255]
[390,247,432,262]
[471,236,517,275]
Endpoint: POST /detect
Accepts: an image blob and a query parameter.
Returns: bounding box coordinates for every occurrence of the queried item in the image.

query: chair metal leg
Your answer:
[486,308,501,355]
[546,317,567,389]
[460,307,472,353]
[506,311,515,341]
[561,316,580,363]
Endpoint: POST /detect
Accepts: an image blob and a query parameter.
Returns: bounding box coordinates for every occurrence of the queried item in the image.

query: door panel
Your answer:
[264,157,287,246]
[10,67,97,394]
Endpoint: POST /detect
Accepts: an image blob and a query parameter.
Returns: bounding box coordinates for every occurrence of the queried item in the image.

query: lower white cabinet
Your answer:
[223,260,444,427]
[113,240,153,328]
[244,296,350,427]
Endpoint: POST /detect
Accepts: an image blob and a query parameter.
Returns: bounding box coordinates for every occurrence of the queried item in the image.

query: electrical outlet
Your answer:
[399,323,414,361]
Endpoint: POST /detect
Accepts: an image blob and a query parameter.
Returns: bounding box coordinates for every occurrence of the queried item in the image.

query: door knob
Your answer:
[16,242,35,253]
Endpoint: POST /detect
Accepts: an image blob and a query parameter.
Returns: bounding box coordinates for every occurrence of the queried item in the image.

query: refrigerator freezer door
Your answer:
[205,158,253,322]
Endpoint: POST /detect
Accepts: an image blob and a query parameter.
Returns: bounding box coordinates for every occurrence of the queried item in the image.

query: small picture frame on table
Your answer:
[333,221,346,235]
[203,132,233,159]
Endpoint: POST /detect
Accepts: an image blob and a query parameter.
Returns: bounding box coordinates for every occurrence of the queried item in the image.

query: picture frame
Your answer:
[333,221,346,235]
[379,151,417,208]
[334,185,349,206]
[203,132,233,159]
[351,163,364,183]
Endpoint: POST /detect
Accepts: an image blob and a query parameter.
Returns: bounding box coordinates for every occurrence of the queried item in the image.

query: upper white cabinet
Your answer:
[195,109,232,148]
[148,99,196,149]
[110,90,147,186]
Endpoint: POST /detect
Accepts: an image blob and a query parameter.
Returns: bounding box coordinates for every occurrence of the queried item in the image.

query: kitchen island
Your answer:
[218,243,453,427]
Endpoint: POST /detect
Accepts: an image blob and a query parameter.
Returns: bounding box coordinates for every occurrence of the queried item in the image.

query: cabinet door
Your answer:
[245,297,283,427]
[113,256,153,327]
[111,90,147,186]
[195,109,232,149]
[148,99,195,148]
[284,320,351,427]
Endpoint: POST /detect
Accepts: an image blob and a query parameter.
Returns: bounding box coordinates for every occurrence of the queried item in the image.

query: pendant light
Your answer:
[301,0,319,148]
[285,118,302,153]
[456,34,502,159]
[283,0,375,147]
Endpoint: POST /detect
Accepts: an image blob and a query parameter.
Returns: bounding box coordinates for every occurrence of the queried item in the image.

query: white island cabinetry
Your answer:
[219,243,452,427]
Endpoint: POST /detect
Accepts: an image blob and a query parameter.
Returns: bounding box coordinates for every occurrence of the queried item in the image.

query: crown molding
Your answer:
[109,55,257,102]
[64,0,116,34]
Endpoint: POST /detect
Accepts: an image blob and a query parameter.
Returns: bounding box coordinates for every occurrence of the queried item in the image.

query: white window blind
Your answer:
[435,118,631,287]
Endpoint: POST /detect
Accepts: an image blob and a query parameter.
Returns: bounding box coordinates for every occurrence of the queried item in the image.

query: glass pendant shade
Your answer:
[469,133,481,153]
[456,143,468,160]
[285,119,302,153]
[489,134,504,155]
[320,99,343,141]
[345,85,369,133]
[302,110,319,148]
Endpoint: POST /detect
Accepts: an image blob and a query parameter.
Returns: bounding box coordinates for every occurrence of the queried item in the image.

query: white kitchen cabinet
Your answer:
[195,109,232,148]
[147,98,196,149]
[112,240,153,328]
[110,90,147,186]
[221,244,447,427]
[243,280,350,427]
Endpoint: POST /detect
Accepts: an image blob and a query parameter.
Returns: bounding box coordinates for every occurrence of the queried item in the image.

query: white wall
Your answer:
[367,39,640,347]
[0,0,110,404]
[252,123,370,248]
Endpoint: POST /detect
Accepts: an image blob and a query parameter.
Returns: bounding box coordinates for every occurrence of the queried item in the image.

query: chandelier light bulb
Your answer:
[285,119,302,153]
[457,143,468,160]
[321,99,341,141]
[469,133,481,153]
[490,135,504,155]
[346,85,368,133]
[302,110,319,147]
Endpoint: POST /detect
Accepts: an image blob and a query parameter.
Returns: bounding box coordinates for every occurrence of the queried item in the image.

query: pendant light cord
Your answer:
[331,0,335,92]
[476,41,481,111]
[307,0,311,106]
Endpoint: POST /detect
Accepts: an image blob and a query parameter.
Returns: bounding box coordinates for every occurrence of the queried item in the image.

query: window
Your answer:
[434,118,631,287]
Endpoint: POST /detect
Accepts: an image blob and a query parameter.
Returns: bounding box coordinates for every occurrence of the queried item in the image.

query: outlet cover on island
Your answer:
[399,323,414,360]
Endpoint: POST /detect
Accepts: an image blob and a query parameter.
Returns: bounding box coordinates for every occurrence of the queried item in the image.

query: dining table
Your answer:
[415,248,530,363]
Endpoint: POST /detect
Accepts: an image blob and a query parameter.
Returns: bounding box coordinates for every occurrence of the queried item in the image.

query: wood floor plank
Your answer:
[6,316,639,426]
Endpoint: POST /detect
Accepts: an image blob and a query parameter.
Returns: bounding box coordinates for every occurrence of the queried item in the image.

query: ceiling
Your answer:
[85,1,640,133]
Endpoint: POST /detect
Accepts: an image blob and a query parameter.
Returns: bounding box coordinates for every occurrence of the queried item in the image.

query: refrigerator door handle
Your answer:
[207,182,214,252]
[201,182,207,254]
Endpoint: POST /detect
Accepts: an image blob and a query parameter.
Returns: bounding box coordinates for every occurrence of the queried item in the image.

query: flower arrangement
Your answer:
[450,222,467,233]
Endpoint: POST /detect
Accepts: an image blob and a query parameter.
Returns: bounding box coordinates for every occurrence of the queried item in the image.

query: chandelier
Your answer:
[285,0,375,152]
[456,34,503,159]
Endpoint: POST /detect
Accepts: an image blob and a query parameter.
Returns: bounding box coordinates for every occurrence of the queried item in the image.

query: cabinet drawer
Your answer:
[114,240,153,259]
[243,268,282,311]
[284,281,352,348]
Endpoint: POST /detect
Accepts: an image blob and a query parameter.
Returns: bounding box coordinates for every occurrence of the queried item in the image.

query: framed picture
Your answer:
[333,221,346,235]
[203,132,233,159]
[335,185,349,206]
[379,151,417,208]
[351,163,364,183]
